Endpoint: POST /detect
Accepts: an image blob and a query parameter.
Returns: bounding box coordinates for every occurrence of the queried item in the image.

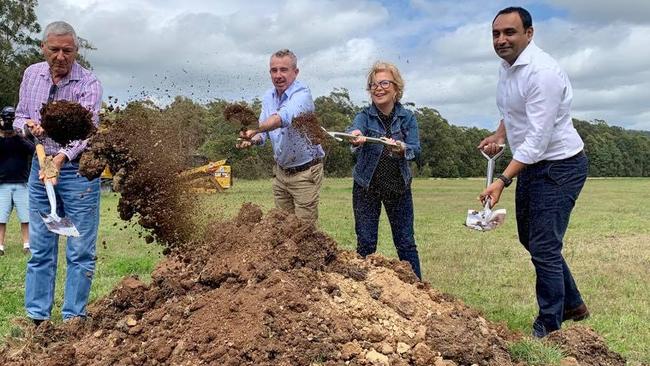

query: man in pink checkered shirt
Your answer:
[14,21,103,326]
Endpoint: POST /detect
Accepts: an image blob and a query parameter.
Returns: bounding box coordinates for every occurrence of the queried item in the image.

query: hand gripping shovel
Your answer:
[35,144,80,237]
[465,145,507,231]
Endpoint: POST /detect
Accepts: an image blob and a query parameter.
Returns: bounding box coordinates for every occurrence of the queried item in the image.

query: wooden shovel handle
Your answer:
[36,144,46,167]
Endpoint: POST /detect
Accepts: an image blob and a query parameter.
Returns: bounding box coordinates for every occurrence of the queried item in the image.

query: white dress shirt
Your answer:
[497,41,583,164]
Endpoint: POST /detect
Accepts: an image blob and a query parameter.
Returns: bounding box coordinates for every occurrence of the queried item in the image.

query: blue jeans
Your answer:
[353,181,421,279]
[25,158,100,320]
[516,151,588,332]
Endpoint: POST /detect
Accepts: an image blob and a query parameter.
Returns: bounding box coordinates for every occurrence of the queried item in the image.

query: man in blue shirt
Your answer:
[237,49,325,222]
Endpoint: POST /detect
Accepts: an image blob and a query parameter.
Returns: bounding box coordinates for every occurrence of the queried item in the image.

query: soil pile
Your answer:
[40,101,96,146]
[0,204,626,366]
[78,105,197,246]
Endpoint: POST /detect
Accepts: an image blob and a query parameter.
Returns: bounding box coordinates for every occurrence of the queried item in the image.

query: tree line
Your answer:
[123,91,650,179]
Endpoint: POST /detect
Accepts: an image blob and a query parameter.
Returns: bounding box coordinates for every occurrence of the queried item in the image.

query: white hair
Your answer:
[42,21,79,48]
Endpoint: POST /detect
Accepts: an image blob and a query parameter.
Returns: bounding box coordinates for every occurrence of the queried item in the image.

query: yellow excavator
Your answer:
[100,155,232,193]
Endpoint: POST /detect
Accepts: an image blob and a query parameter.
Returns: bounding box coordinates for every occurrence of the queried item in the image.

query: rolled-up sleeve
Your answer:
[276,87,314,128]
[13,68,36,132]
[513,68,564,164]
[402,112,420,161]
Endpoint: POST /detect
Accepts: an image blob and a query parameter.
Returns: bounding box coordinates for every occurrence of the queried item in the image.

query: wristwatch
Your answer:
[497,174,512,187]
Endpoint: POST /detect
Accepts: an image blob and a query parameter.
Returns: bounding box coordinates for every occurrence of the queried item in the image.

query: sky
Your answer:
[35,0,650,131]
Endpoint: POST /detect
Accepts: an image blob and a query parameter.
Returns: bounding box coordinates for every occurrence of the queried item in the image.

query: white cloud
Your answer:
[547,0,650,24]
[33,0,649,131]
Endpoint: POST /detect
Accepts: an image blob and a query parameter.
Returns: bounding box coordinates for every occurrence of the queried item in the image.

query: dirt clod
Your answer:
[292,112,326,145]
[40,101,96,146]
[223,103,257,129]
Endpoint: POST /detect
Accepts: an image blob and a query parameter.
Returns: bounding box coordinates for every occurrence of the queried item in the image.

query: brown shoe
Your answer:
[563,303,590,322]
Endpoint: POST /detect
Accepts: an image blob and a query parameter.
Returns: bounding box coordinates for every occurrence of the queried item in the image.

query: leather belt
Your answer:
[280,158,322,175]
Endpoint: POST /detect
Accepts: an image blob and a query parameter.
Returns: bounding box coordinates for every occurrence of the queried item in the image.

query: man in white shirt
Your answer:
[478,6,589,339]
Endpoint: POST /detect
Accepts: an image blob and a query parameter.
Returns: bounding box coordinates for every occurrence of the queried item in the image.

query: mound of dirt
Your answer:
[548,326,626,366]
[0,204,627,366]
[78,106,197,246]
[40,100,96,146]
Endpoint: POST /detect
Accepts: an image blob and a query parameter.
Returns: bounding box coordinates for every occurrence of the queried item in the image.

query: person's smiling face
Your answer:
[492,12,533,65]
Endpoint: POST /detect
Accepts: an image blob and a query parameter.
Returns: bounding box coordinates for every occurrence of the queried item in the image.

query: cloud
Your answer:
[547,0,650,24]
[33,0,649,131]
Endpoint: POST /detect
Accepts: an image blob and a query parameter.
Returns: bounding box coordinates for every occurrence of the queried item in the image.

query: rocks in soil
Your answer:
[40,101,96,146]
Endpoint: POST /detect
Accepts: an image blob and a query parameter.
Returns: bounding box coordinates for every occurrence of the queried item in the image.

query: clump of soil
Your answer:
[0,204,626,366]
[223,103,257,129]
[40,101,96,146]
[292,112,326,145]
[548,326,626,366]
[78,105,197,246]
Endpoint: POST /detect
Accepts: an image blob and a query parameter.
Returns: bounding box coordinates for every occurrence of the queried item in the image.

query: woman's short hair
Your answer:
[366,61,404,102]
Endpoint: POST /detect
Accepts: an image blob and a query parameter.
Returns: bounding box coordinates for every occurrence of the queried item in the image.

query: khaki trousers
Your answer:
[272,162,323,223]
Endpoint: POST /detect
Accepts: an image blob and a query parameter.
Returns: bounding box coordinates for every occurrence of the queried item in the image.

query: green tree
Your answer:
[1,0,96,107]
[315,89,358,177]
[0,0,41,107]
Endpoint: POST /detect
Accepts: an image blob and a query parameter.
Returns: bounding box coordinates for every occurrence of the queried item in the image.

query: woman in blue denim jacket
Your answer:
[347,62,422,279]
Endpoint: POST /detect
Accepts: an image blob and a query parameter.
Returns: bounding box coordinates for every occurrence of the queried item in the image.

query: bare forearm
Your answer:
[257,114,282,133]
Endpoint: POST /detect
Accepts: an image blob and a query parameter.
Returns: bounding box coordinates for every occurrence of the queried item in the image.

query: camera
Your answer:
[1,106,15,131]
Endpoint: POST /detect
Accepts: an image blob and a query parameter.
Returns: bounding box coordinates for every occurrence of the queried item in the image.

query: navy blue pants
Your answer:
[353,181,421,279]
[516,151,588,331]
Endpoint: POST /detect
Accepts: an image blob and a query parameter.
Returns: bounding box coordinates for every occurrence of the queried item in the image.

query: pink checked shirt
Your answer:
[14,61,102,161]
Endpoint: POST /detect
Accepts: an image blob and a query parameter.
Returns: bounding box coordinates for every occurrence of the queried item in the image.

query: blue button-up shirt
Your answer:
[258,80,324,168]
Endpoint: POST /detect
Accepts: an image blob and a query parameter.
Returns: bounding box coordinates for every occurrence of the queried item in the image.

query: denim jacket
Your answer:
[347,103,420,188]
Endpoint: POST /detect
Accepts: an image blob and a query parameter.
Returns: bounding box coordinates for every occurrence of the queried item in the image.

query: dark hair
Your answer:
[493,7,533,29]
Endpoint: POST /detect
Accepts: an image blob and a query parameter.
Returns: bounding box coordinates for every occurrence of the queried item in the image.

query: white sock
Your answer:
[0,244,4,251]
[23,242,30,249]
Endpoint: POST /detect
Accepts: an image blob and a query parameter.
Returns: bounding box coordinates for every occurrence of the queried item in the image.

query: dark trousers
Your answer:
[516,151,588,331]
[353,181,421,279]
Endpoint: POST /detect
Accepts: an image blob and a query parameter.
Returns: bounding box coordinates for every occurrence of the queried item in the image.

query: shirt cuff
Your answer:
[59,149,76,162]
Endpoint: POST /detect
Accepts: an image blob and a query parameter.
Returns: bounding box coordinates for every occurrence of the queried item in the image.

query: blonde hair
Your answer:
[366,61,404,102]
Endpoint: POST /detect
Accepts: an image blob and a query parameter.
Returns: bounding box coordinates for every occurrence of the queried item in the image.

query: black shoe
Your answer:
[563,303,590,322]
[32,318,45,327]
[531,319,549,339]
[0,248,4,256]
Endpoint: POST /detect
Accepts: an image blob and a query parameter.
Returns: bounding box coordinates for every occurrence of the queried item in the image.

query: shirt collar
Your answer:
[369,102,408,118]
[272,79,302,100]
[39,61,82,85]
[501,40,537,70]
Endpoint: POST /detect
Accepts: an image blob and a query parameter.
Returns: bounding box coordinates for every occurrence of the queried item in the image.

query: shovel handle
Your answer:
[36,144,47,167]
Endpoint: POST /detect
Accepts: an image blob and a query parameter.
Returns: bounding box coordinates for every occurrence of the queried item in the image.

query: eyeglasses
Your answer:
[368,80,395,91]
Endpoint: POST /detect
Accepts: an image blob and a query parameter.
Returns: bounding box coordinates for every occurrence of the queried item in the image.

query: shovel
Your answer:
[35,144,80,237]
[321,128,399,147]
[465,145,507,231]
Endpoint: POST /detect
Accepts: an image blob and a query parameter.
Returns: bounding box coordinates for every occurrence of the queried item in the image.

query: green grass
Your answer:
[509,339,566,365]
[1,178,648,364]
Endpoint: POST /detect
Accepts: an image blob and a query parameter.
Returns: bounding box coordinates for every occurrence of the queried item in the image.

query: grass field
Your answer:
[0,177,648,364]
